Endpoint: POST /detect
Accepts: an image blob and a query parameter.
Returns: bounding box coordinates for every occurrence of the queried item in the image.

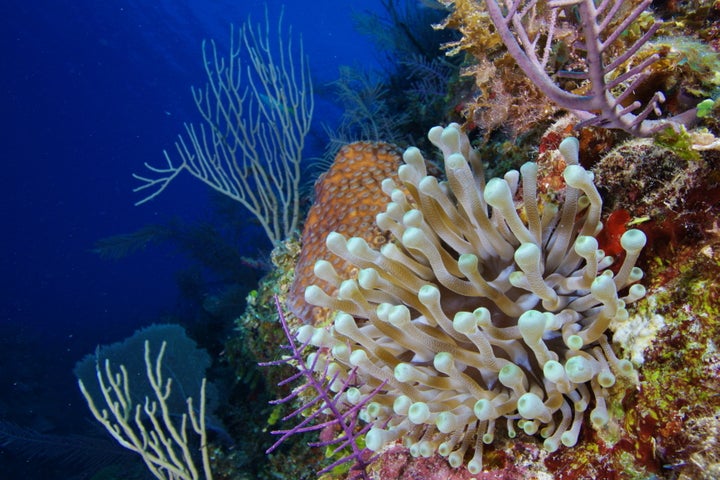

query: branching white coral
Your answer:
[300,124,646,473]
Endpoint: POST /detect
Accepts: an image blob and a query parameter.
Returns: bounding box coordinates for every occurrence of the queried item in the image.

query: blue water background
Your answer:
[1,0,390,471]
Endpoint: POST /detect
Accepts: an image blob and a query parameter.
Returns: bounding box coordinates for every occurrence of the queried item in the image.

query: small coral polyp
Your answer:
[300,124,646,473]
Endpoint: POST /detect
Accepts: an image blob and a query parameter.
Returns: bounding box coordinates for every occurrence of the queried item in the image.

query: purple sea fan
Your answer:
[483,0,698,136]
[261,296,385,479]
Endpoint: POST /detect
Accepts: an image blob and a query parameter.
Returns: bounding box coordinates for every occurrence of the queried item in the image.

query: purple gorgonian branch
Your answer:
[260,296,384,479]
[484,0,698,136]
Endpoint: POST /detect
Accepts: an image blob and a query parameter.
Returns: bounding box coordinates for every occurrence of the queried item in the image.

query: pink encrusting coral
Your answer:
[297,124,647,473]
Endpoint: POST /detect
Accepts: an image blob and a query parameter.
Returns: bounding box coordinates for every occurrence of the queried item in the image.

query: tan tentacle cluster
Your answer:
[300,124,645,473]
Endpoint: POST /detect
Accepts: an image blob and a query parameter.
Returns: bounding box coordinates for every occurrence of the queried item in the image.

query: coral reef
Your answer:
[258,122,720,479]
[242,4,720,479]
[297,124,646,474]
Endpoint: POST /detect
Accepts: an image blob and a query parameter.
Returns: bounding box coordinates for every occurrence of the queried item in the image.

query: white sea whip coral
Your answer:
[299,124,646,473]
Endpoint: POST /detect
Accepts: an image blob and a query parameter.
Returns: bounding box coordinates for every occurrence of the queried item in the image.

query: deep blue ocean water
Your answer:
[1,0,393,477]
